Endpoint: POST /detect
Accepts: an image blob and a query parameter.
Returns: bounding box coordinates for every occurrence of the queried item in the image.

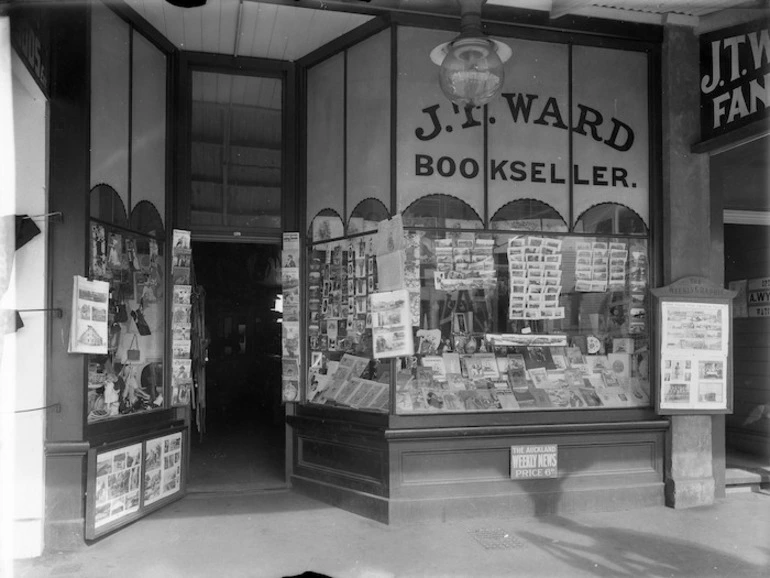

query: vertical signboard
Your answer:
[700,19,770,141]
[306,53,345,227]
[397,27,485,218]
[571,46,649,228]
[347,29,392,219]
[487,39,570,224]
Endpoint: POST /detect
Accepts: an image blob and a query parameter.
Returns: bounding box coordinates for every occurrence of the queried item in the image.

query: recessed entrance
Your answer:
[188,241,285,492]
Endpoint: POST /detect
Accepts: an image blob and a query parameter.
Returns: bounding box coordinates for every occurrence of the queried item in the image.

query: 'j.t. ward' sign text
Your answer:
[413,93,639,188]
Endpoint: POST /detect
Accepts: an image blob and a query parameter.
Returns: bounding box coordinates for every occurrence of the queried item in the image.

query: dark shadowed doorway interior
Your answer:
[189,241,285,492]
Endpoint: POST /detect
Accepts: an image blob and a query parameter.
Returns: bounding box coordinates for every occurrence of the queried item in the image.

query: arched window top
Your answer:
[574,203,648,236]
[130,201,165,240]
[309,209,344,243]
[348,199,390,235]
[90,184,128,228]
[402,194,482,230]
[490,199,567,233]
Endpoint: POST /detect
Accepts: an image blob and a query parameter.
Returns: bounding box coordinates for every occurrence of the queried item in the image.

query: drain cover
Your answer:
[468,528,524,550]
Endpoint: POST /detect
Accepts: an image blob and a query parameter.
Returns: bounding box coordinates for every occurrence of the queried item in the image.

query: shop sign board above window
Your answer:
[397,28,649,228]
[700,19,770,141]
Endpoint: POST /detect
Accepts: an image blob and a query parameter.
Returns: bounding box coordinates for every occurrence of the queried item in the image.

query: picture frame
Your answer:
[85,424,187,540]
[652,277,736,415]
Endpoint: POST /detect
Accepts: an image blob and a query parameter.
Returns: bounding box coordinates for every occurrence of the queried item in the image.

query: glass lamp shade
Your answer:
[438,36,505,108]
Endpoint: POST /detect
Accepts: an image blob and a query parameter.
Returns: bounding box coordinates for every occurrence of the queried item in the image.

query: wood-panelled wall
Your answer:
[725,224,770,456]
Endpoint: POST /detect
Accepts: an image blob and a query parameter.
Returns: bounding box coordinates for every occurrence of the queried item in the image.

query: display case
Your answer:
[303,199,651,416]
[86,186,167,425]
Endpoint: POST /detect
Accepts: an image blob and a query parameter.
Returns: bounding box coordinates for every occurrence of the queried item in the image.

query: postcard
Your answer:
[69,276,110,354]
[370,289,413,359]
[422,356,447,380]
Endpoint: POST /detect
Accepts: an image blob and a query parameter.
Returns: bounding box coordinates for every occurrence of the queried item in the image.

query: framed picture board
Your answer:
[651,276,736,415]
[85,424,187,540]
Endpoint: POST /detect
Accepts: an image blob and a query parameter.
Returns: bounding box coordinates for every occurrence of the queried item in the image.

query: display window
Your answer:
[86,186,166,424]
[302,24,653,418]
[304,196,650,415]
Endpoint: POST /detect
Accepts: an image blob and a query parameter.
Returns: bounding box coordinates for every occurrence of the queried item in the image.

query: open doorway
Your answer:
[188,241,285,492]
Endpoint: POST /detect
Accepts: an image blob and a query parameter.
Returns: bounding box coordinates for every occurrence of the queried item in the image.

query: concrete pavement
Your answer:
[13,488,770,578]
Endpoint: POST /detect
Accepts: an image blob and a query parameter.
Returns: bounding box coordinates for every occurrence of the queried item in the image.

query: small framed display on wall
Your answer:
[85,424,187,540]
[652,277,736,415]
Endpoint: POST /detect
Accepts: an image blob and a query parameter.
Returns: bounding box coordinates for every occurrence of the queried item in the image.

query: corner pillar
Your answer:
[661,24,720,508]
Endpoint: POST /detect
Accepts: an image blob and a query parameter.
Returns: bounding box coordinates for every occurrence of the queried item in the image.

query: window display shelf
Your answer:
[302,224,652,418]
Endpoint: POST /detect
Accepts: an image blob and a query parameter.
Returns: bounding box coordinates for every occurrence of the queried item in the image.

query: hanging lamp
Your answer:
[429,0,512,108]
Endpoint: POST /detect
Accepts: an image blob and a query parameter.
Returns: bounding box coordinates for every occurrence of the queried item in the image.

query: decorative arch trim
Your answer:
[349,197,391,221]
[490,198,568,230]
[90,183,128,227]
[402,193,483,226]
[574,202,648,235]
[130,200,165,239]
[309,209,345,243]
[347,198,391,235]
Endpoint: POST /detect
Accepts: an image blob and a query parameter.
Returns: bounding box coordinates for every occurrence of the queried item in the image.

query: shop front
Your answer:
[693,17,770,460]
[4,0,190,551]
[5,0,765,557]
[287,15,671,523]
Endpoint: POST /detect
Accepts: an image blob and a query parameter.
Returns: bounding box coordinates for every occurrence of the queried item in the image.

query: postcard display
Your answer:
[652,277,736,414]
[305,228,393,412]
[85,426,186,539]
[304,217,652,415]
[171,229,193,407]
[86,221,167,423]
[282,232,301,402]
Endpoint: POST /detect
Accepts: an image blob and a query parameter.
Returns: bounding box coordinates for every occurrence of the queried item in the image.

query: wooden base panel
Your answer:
[291,475,390,523]
[293,473,665,525]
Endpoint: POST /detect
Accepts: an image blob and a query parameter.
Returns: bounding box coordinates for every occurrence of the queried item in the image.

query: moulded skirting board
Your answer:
[292,473,664,525]
[388,483,665,524]
[723,210,770,226]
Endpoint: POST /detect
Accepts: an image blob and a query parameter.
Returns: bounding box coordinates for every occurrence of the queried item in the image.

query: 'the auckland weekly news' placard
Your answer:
[510,444,558,480]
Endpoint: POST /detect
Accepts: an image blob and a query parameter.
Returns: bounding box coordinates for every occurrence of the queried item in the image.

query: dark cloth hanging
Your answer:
[0,309,24,334]
[0,215,42,333]
[16,215,42,250]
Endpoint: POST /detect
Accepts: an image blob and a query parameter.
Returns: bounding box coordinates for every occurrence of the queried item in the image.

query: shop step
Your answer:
[725,466,770,493]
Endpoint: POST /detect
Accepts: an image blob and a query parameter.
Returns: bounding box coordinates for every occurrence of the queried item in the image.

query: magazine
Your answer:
[421,356,447,380]
[507,354,528,387]
[523,346,556,370]
[69,276,110,354]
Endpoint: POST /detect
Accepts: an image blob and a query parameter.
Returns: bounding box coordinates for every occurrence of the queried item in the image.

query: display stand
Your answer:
[651,276,736,415]
[85,423,187,540]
